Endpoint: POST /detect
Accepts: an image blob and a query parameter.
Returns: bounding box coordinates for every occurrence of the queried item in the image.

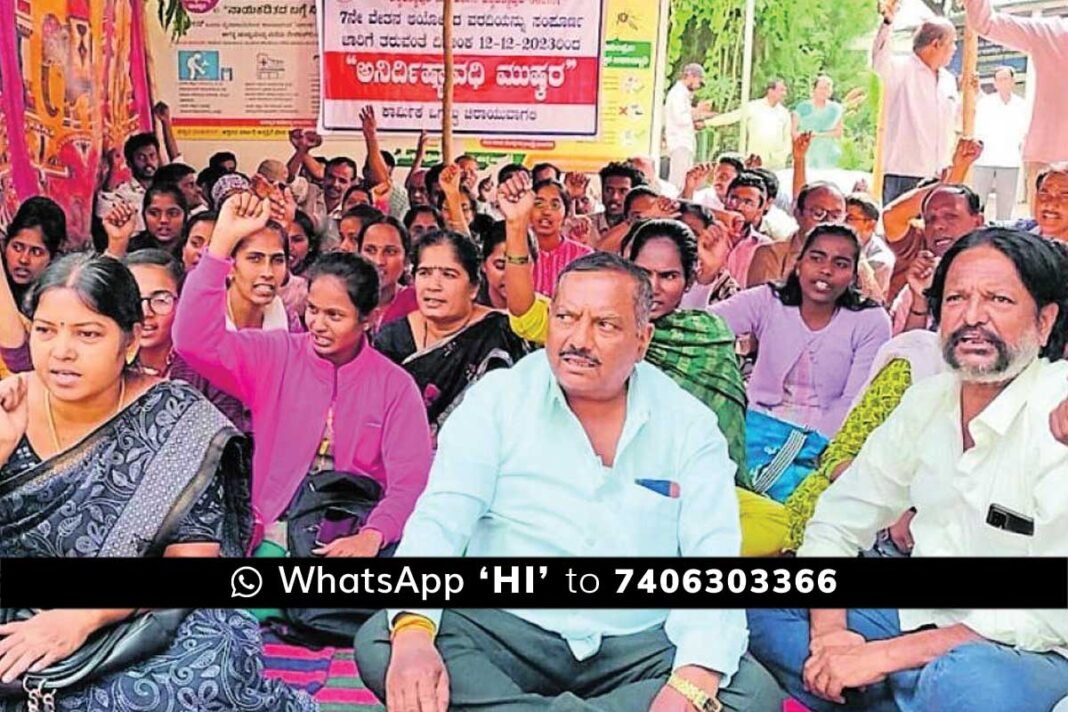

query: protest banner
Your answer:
[318,0,605,138]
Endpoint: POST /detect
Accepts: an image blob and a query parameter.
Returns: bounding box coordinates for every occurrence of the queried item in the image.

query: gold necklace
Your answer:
[45,377,127,452]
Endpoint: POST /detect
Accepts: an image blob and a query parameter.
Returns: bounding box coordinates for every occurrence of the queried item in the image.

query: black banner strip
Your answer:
[2,558,1064,609]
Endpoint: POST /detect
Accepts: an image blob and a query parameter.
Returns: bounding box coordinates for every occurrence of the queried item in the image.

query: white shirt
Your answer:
[664,81,697,153]
[224,296,291,332]
[391,353,748,683]
[801,357,1068,655]
[873,23,959,178]
[96,179,148,232]
[743,99,792,169]
[974,91,1030,168]
[693,187,723,211]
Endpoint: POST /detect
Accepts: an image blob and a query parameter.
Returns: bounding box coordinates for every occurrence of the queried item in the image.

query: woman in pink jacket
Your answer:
[174,191,433,557]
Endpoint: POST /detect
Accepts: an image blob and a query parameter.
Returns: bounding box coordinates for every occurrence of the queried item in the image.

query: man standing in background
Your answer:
[664,64,714,190]
[963,0,1068,202]
[873,0,959,205]
[972,66,1029,220]
[709,79,793,170]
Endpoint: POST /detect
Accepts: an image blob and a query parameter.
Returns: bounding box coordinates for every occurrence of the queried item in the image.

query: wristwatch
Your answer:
[667,673,722,712]
[505,254,531,265]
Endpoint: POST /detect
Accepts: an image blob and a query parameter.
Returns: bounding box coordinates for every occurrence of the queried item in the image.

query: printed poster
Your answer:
[169,0,321,140]
[318,0,605,137]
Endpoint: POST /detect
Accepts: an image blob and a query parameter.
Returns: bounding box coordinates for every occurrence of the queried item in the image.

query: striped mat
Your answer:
[262,630,384,711]
[262,628,806,712]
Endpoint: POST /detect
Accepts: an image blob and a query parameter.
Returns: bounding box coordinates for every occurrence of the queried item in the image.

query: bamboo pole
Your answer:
[873,89,886,201]
[961,26,979,137]
[960,26,979,184]
[442,0,455,163]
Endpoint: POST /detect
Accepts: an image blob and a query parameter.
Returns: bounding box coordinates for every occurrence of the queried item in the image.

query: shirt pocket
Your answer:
[972,515,1032,557]
[620,481,683,553]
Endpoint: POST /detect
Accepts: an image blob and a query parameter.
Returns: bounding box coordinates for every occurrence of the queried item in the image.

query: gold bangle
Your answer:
[505,254,531,265]
[667,673,722,712]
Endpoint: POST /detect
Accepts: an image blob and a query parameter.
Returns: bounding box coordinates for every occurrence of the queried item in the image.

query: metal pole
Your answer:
[442,0,455,163]
[739,0,756,154]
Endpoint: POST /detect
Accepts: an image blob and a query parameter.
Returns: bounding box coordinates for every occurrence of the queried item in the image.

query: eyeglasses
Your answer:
[140,290,178,316]
[805,207,846,223]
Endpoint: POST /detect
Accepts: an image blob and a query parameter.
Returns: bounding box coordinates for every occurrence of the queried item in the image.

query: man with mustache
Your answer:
[96,103,183,232]
[882,137,985,306]
[749,228,1068,712]
[887,184,985,335]
[354,252,785,712]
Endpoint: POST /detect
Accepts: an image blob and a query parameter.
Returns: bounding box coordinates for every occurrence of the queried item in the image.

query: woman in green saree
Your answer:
[0,253,312,711]
[792,75,845,170]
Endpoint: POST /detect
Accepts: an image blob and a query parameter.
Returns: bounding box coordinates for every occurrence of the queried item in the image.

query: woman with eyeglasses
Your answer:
[0,251,314,710]
[124,250,248,430]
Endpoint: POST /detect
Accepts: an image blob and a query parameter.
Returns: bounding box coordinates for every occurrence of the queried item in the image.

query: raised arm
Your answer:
[438,164,472,237]
[100,202,138,260]
[360,106,390,186]
[884,137,984,242]
[153,102,181,163]
[792,131,812,203]
[964,0,1065,52]
[497,173,537,318]
[286,130,326,182]
[172,192,286,407]
[872,1,898,80]
[406,130,430,187]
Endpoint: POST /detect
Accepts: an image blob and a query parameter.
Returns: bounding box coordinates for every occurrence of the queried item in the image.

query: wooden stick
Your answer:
[873,88,887,201]
[960,26,979,184]
[961,26,979,137]
[442,0,455,163]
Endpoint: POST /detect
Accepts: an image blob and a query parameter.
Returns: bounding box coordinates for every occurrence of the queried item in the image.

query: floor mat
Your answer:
[262,630,384,710]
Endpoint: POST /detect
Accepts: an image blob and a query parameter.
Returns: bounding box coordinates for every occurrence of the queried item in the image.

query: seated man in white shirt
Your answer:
[355,252,785,711]
[748,227,1068,712]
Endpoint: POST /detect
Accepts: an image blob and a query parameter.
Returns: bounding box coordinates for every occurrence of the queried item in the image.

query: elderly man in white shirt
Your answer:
[748,227,1068,712]
[972,66,1030,221]
[354,252,785,712]
[873,2,960,205]
[664,64,711,191]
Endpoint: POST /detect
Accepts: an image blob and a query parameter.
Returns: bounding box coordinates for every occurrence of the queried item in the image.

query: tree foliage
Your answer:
[154,0,192,41]
[668,0,882,169]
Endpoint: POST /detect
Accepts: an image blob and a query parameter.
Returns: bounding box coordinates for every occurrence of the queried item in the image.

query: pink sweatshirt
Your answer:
[965,0,1068,163]
[174,253,433,544]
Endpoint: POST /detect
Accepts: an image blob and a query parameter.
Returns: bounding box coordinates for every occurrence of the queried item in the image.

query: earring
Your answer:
[126,350,138,366]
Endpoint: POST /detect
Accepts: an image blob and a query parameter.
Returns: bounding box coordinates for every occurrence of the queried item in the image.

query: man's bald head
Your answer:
[257,159,288,185]
[913,18,957,69]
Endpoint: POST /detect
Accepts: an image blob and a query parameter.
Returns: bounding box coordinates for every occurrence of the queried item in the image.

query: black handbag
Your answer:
[270,470,395,647]
[0,607,190,703]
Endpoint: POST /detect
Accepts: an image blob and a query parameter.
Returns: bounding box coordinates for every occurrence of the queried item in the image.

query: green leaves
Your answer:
[153,0,191,41]
[669,0,882,169]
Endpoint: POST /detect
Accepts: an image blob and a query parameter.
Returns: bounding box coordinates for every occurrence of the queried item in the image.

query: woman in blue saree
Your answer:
[0,253,313,711]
